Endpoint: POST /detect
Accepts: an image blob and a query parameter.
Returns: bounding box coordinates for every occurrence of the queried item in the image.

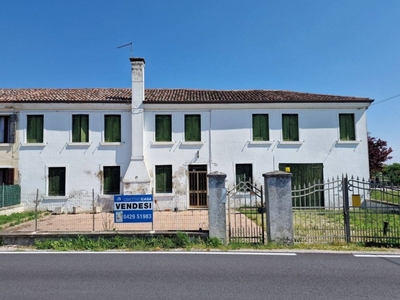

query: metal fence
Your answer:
[0,184,21,208]
[0,190,208,233]
[292,176,400,245]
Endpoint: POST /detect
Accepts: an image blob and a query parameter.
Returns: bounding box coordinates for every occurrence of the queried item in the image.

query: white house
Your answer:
[0,57,373,212]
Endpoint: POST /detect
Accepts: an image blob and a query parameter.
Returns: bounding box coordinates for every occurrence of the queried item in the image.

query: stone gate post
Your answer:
[207,171,227,245]
[263,171,294,245]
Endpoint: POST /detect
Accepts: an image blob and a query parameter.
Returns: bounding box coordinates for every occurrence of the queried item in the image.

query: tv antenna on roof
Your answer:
[117,42,133,56]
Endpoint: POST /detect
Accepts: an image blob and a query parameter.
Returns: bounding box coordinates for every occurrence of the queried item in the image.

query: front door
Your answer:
[188,165,208,208]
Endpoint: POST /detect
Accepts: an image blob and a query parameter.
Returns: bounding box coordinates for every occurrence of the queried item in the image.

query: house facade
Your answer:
[0,57,373,212]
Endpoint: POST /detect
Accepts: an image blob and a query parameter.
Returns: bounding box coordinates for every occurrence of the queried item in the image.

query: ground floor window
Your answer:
[103,166,120,195]
[155,165,172,193]
[48,167,66,196]
[0,168,14,185]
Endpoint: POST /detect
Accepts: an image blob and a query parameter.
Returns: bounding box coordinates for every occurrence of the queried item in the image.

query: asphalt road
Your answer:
[1,251,400,300]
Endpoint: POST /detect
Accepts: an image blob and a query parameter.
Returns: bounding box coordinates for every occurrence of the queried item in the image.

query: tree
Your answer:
[368,134,393,177]
[383,163,400,186]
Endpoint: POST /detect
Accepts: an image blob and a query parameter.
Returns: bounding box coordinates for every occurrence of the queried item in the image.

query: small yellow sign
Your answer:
[352,194,361,207]
[285,167,291,173]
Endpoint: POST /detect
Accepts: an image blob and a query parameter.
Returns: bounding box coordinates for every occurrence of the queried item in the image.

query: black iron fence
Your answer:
[292,175,400,245]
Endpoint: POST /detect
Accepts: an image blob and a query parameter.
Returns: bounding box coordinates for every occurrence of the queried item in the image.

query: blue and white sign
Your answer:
[114,194,153,223]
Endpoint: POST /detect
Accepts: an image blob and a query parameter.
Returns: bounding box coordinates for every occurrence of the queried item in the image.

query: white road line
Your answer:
[0,251,297,256]
[354,254,400,258]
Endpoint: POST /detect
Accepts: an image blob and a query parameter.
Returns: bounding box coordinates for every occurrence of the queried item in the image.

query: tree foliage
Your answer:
[368,134,393,176]
[383,163,400,186]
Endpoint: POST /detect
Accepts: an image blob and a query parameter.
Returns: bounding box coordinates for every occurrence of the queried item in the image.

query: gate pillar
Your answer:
[263,171,294,245]
[207,171,227,245]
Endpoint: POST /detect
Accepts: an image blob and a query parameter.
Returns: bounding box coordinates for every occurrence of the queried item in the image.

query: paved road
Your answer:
[1,252,400,300]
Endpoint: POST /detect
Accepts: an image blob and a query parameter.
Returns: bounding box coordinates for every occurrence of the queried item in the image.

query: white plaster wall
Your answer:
[143,106,369,210]
[210,108,370,189]
[18,110,132,212]
[144,110,211,210]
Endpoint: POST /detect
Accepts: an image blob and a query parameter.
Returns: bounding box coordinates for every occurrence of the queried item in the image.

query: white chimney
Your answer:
[122,58,150,194]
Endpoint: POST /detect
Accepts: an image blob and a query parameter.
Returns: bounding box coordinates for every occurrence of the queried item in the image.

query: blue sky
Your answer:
[1,0,399,163]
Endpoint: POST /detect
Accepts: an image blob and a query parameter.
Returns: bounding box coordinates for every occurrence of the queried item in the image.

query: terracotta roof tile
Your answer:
[0,88,373,104]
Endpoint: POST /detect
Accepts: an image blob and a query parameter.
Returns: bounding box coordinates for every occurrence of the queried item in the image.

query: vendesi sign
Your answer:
[114,194,153,223]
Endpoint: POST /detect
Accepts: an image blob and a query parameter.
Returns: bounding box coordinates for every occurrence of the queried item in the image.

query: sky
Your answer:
[1,0,399,163]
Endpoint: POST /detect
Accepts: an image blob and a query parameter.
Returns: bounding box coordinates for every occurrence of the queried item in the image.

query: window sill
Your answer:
[67,142,92,147]
[0,143,13,147]
[99,195,116,199]
[278,140,304,145]
[336,140,361,145]
[151,141,175,146]
[43,196,68,200]
[21,142,47,147]
[248,140,274,145]
[181,141,205,146]
[100,142,123,146]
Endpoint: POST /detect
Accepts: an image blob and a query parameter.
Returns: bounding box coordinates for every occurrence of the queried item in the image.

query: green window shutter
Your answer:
[155,115,172,142]
[282,114,299,141]
[252,114,269,141]
[185,115,201,141]
[155,165,172,193]
[103,166,120,195]
[73,115,89,143]
[27,115,44,143]
[339,114,355,141]
[105,115,121,142]
[235,164,253,184]
[48,167,66,196]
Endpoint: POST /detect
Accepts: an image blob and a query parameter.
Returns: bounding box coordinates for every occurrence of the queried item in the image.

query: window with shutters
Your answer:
[27,115,44,143]
[235,164,253,192]
[72,114,89,143]
[155,115,172,142]
[339,114,356,141]
[48,167,66,196]
[0,115,16,144]
[155,165,173,193]
[282,114,299,141]
[252,114,269,141]
[185,114,201,142]
[103,166,120,195]
[104,115,121,143]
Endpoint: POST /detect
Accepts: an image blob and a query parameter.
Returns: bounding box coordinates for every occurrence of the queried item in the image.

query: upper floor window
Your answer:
[282,114,299,141]
[27,115,44,143]
[0,115,16,143]
[155,115,172,142]
[252,114,269,141]
[103,166,120,195]
[155,165,173,193]
[48,167,66,196]
[104,115,121,143]
[339,114,355,141]
[72,114,89,143]
[185,114,201,142]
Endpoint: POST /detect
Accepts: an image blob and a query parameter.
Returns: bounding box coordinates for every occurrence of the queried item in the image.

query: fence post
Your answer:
[35,189,39,231]
[207,171,227,245]
[2,183,4,208]
[342,176,351,243]
[263,171,294,245]
[92,189,95,232]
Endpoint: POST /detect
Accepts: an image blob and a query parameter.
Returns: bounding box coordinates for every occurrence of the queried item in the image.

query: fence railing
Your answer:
[292,176,400,245]
[1,190,208,233]
[0,184,21,209]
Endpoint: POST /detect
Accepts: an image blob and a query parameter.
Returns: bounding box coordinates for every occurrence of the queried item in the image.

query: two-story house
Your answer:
[0,57,373,212]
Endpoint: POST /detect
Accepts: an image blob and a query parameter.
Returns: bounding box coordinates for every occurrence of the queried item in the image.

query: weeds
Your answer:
[34,232,223,251]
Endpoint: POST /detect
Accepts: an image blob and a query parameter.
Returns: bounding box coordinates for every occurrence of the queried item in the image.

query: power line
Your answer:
[370,93,400,106]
